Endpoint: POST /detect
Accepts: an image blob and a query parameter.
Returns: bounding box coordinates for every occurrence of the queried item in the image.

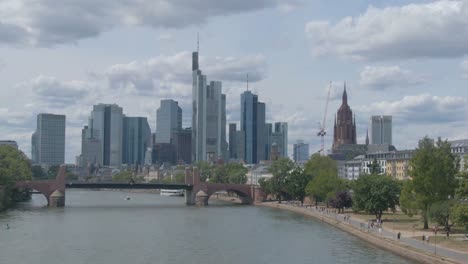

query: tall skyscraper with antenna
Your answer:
[191,36,227,162]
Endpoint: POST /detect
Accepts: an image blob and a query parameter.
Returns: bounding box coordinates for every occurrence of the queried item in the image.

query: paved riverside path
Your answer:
[286,203,468,264]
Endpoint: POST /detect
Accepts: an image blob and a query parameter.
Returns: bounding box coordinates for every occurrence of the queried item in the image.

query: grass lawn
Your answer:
[410,235,468,253]
[343,210,468,252]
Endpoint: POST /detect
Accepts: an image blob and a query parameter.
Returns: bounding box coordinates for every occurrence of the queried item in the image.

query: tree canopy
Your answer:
[0,146,32,210]
[352,174,401,221]
[401,137,458,229]
[286,166,311,205]
[268,158,295,202]
[210,163,247,184]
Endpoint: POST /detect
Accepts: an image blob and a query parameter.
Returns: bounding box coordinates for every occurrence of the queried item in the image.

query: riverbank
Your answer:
[259,202,466,264]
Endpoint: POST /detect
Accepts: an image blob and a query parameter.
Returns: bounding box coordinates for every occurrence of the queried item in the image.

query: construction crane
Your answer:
[317,82,332,155]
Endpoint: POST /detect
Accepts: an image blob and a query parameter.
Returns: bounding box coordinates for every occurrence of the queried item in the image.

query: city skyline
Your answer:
[1,1,468,162]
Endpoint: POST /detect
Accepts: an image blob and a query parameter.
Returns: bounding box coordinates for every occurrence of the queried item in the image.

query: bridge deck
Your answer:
[65,182,192,190]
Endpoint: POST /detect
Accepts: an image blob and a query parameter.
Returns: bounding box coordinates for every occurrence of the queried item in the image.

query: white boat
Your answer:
[160,189,184,196]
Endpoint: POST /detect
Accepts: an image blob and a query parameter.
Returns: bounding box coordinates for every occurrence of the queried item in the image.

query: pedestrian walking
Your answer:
[397,232,401,240]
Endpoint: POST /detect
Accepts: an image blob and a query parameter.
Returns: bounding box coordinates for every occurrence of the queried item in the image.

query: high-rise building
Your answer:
[229,123,237,159]
[241,91,266,164]
[191,50,227,162]
[235,130,245,162]
[264,123,273,160]
[370,115,392,145]
[31,113,66,165]
[172,128,192,164]
[333,84,356,150]
[122,117,151,165]
[293,140,309,163]
[89,104,123,167]
[80,125,101,166]
[274,122,288,158]
[156,99,182,144]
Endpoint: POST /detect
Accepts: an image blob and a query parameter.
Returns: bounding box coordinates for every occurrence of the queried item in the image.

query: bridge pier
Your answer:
[185,189,195,205]
[48,190,65,207]
[195,190,209,206]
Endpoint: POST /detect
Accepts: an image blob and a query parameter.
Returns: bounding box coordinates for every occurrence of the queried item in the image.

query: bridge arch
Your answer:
[206,187,252,205]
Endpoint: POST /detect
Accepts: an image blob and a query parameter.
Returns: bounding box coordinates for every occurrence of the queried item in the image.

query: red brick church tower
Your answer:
[333,83,356,150]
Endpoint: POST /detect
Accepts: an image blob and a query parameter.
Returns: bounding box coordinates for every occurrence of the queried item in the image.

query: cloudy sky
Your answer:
[1,0,468,162]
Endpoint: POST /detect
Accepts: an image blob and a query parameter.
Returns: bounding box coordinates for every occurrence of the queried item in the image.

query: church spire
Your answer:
[342,82,348,105]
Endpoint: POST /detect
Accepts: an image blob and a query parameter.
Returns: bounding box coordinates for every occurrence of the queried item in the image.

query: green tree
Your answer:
[399,180,419,217]
[401,137,458,229]
[0,146,33,210]
[47,165,60,179]
[429,200,456,233]
[303,153,337,179]
[112,171,133,182]
[286,166,311,205]
[258,177,272,196]
[352,174,401,221]
[174,172,185,183]
[31,165,47,179]
[452,203,468,233]
[268,158,294,203]
[195,161,214,182]
[305,170,345,205]
[226,163,248,184]
[329,191,353,213]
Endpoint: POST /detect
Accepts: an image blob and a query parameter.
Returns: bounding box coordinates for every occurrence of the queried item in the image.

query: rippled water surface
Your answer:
[0,190,413,264]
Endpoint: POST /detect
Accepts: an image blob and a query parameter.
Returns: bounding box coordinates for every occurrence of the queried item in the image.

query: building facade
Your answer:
[293,140,309,163]
[191,50,227,162]
[241,91,266,164]
[122,116,151,165]
[449,139,468,171]
[156,99,182,144]
[370,115,392,145]
[80,125,102,166]
[172,128,192,164]
[333,84,356,150]
[31,113,66,165]
[89,104,123,167]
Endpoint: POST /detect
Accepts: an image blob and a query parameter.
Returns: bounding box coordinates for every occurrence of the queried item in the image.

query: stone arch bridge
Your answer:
[14,165,264,207]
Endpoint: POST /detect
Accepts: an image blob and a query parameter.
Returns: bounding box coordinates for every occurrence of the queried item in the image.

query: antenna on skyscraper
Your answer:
[246,73,249,91]
[197,32,199,53]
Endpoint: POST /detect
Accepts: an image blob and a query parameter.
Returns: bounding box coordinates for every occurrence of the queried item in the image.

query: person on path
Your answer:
[397,232,401,240]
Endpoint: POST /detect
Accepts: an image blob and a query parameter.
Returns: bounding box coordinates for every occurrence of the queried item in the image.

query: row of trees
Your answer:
[261,137,468,232]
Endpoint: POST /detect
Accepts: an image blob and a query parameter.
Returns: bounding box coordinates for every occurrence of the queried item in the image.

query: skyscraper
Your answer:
[122,116,151,165]
[80,125,101,166]
[333,83,357,150]
[31,113,66,165]
[229,123,237,159]
[241,91,266,164]
[293,140,309,163]
[191,49,227,162]
[274,122,288,158]
[89,104,123,167]
[156,99,182,144]
[370,115,392,145]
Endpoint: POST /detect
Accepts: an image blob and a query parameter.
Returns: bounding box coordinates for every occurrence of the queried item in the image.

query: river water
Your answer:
[0,190,413,264]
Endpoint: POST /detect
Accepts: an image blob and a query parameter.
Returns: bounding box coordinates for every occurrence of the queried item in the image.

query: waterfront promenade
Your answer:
[261,202,468,264]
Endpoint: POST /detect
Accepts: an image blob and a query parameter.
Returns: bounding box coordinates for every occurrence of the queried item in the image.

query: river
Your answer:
[0,190,413,264]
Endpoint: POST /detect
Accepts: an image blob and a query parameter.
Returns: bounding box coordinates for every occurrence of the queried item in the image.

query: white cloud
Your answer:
[360,66,426,90]
[0,0,296,46]
[356,94,468,124]
[462,59,468,79]
[21,75,93,106]
[305,1,468,60]
[105,52,266,96]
